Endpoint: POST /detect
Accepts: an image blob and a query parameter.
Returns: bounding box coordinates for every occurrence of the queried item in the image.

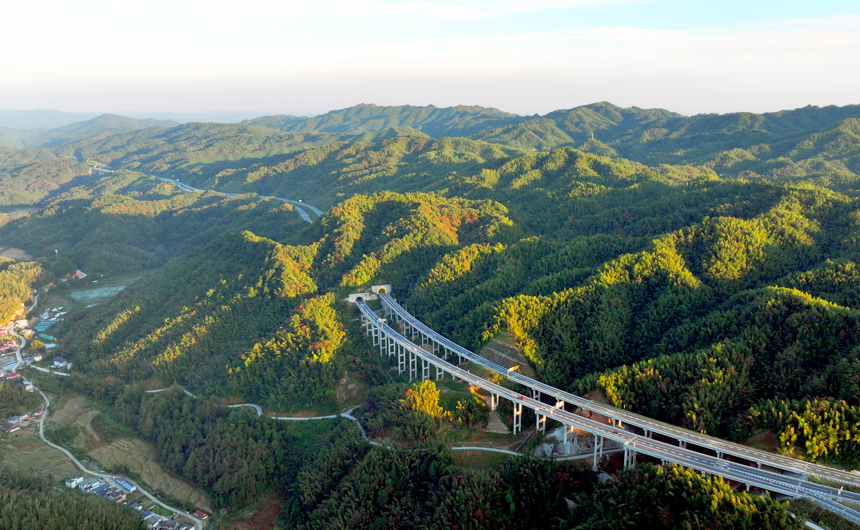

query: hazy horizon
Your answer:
[3,0,859,117]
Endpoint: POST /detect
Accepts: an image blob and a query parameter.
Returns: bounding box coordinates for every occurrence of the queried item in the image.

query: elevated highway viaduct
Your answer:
[352,291,860,524]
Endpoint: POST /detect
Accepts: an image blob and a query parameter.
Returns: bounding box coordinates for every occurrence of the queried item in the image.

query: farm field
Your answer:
[90,438,213,514]
[0,431,79,481]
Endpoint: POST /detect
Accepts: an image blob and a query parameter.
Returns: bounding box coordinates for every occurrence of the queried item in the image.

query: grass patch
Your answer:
[790,498,860,530]
[451,449,512,470]
[147,504,173,517]
[91,409,137,444]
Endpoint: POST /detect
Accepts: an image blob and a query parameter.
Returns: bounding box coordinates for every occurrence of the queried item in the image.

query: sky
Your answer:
[1,0,859,117]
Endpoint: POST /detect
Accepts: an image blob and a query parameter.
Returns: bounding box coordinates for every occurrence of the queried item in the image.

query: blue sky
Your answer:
[2,0,859,116]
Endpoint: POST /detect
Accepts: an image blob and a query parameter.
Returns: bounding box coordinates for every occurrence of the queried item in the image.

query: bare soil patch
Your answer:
[225,494,283,530]
[90,438,213,513]
[745,431,778,452]
[0,247,33,260]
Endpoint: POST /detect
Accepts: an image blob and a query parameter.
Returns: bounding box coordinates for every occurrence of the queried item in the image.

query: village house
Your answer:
[65,476,83,488]
[2,422,19,433]
[116,479,137,492]
[53,356,66,368]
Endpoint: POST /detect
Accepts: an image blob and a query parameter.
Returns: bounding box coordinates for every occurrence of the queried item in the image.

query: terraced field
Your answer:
[90,439,213,513]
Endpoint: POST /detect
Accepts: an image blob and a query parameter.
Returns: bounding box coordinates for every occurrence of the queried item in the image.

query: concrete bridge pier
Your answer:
[513,402,523,434]
[592,435,604,471]
[398,344,406,374]
[623,447,637,469]
[422,358,430,380]
[432,342,440,356]
[388,338,396,358]
[435,364,444,381]
[379,333,388,356]
[371,324,380,347]
[679,441,687,449]
[536,413,546,433]
[489,393,500,410]
[409,350,417,381]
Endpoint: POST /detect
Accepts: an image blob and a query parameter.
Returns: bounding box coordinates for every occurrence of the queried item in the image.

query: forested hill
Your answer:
[59,102,860,198]
[4,101,860,529]
[243,103,525,137]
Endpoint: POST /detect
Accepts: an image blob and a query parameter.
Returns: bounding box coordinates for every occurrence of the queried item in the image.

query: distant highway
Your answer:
[155,177,320,223]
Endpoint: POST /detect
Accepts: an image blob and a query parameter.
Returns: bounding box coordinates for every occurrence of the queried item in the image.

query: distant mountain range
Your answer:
[0,109,99,129]
[0,114,179,148]
[2,102,860,194]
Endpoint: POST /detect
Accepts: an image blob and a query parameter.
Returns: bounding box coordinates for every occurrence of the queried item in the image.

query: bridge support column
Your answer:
[379,333,387,356]
[716,451,723,459]
[490,394,499,410]
[388,338,396,358]
[422,358,430,381]
[536,413,546,433]
[512,402,523,434]
[623,447,637,469]
[421,333,428,346]
[679,441,687,449]
[371,326,379,347]
[398,344,406,375]
[435,364,444,381]
[409,350,417,382]
[563,425,570,444]
[433,342,440,356]
[644,429,652,439]
[592,435,603,471]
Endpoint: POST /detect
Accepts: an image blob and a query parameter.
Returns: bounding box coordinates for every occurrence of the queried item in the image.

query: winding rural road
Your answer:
[34,389,204,530]
[13,297,203,530]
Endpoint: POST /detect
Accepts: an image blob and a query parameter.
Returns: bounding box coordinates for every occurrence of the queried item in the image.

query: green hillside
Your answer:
[244,103,524,137]
[2,102,860,529]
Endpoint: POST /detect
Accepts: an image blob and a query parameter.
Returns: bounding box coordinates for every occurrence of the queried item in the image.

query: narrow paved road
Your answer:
[13,299,203,530]
[34,388,204,530]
